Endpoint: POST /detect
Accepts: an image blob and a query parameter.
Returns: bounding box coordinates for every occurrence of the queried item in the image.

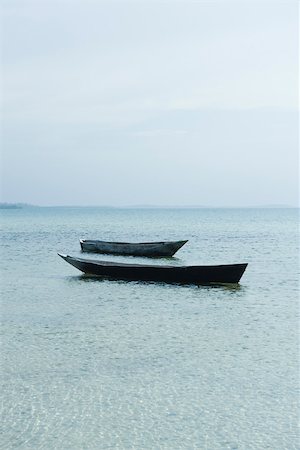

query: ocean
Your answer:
[1,207,299,449]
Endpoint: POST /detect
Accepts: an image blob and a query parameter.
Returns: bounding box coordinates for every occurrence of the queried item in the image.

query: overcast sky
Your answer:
[1,0,299,206]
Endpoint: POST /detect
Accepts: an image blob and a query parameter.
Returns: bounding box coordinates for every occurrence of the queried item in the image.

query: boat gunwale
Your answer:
[80,239,188,246]
[59,254,248,271]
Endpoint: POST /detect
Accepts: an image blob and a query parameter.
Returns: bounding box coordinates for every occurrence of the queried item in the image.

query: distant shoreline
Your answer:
[0,203,25,209]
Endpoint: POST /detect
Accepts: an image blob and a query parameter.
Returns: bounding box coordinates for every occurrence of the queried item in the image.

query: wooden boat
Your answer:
[58,254,248,284]
[79,239,188,257]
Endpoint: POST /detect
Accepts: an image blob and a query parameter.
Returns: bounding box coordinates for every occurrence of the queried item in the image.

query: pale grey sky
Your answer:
[1,0,299,206]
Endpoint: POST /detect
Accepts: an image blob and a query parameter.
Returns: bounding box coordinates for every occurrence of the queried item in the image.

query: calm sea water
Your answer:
[1,207,299,449]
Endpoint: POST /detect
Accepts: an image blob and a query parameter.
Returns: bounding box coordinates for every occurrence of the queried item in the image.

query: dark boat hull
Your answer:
[80,239,188,257]
[58,254,248,284]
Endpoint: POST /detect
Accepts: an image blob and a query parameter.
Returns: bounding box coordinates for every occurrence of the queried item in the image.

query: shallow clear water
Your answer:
[1,207,299,449]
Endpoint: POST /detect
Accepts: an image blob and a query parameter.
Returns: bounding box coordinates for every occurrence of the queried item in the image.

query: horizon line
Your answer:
[0,202,298,209]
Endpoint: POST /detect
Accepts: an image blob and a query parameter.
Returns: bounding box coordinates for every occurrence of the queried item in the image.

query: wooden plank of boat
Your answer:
[58,254,248,284]
[80,239,188,257]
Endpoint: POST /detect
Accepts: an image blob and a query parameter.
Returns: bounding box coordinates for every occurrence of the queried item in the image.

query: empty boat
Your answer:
[58,254,248,284]
[80,239,188,257]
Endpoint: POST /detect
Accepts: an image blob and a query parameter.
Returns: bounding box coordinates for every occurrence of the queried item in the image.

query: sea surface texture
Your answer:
[1,207,299,449]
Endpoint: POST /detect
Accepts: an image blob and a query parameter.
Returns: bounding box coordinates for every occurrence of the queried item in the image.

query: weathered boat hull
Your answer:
[80,239,188,257]
[58,254,248,284]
